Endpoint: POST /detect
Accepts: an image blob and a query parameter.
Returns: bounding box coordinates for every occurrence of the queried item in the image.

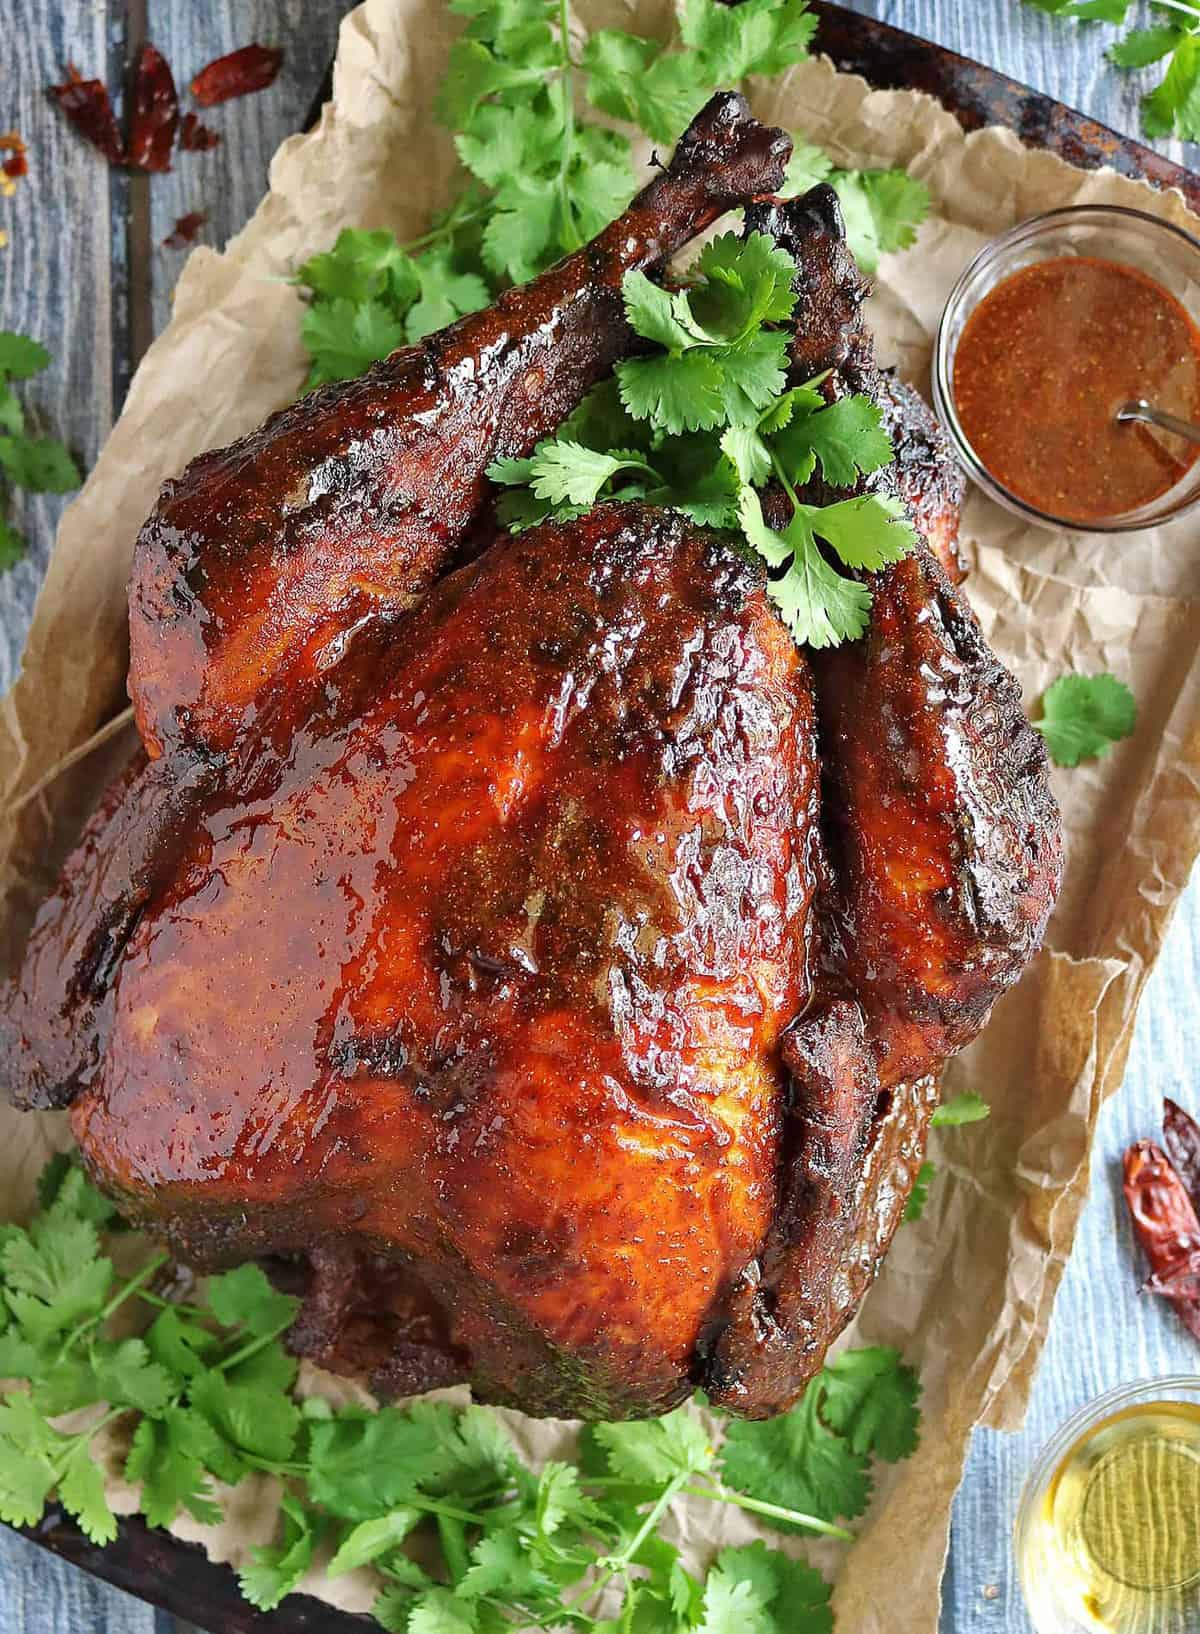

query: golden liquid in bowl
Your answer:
[1022,1401,1200,1633]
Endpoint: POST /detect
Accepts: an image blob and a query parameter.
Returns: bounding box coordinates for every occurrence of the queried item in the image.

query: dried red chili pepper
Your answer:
[126,43,179,173]
[49,65,125,166]
[1123,1139,1200,1341]
[1,134,28,182]
[1164,1096,1200,1209]
[162,211,206,249]
[180,112,220,153]
[190,44,284,109]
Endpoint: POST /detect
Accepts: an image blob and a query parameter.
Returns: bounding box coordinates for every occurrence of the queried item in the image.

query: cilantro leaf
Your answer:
[1109,25,1183,69]
[784,140,833,195]
[772,394,894,488]
[803,492,917,571]
[582,32,712,145]
[818,1347,921,1463]
[326,1507,422,1576]
[189,1365,300,1464]
[721,1379,872,1525]
[1143,32,1200,140]
[59,1440,118,1545]
[594,1407,714,1484]
[238,1494,321,1612]
[1024,0,1130,16]
[125,1408,224,1529]
[405,252,490,344]
[622,270,698,353]
[904,1160,935,1223]
[693,230,800,336]
[0,515,20,568]
[297,228,420,309]
[408,1588,482,1634]
[0,333,51,380]
[302,298,408,389]
[305,1408,444,1518]
[206,1263,300,1338]
[698,1570,774,1634]
[617,350,727,435]
[706,1543,833,1634]
[0,435,80,494]
[679,0,819,80]
[860,169,931,256]
[739,489,869,650]
[91,1337,174,1415]
[1033,673,1137,766]
[508,439,652,507]
[931,1091,991,1128]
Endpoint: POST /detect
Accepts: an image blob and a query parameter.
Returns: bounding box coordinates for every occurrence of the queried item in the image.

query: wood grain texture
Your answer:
[3,4,1200,1634]
[144,0,343,339]
[0,2,121,695]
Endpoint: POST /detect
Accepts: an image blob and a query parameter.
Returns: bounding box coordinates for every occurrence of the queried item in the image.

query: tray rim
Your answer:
[9,5,1200,1631]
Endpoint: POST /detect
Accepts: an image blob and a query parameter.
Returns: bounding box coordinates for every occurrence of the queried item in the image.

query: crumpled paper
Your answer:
[3,3,1200,1630]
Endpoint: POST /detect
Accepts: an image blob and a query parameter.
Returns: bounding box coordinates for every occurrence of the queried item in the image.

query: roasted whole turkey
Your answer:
[1,95,1063,1421]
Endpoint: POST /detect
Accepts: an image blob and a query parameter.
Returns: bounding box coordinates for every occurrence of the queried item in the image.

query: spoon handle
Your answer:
[1117,398,1200,447]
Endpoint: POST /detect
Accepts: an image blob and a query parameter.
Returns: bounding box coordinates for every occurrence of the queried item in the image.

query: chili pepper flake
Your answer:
[191,44,284,108]
[180,112,220,153]
[1123,1136,1200,1342]
[49,65,125,166]
[163,210,206,249]
[127,43,179,173]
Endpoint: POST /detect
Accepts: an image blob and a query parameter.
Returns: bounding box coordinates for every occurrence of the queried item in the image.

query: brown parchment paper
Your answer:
[4,3,1200,1629]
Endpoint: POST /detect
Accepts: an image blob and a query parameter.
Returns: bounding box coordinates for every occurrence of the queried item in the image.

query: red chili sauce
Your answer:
[952,255,1200,522]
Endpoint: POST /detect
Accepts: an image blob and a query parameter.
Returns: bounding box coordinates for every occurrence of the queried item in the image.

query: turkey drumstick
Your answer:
[128,91,791,762]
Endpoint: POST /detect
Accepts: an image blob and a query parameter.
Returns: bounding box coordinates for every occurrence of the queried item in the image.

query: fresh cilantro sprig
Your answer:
[489,231,919,648]
[294,0,930,388]
[720,1347,921,1527]
[904,1161,936,1223]
[1024,0,1200,139]
[1032,672,1137,766]
[904,1095,992,1222]
[931,1091,992,1128]
[0,1155,923,1631]
[0,333,82,571]
[784,143,931,273]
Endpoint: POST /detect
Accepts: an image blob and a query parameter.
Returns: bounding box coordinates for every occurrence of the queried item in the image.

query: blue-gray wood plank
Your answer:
[2,2,1198,1631]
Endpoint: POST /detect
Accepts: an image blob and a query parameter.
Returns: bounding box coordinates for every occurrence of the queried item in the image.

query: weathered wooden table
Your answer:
[3,3,1199,1631]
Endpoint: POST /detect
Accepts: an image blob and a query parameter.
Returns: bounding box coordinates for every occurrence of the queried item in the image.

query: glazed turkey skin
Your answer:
[1,105,1064,1421]
[72,505,820,1421]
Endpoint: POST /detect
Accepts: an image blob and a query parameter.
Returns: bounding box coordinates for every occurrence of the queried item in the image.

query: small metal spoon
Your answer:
[1116,398,1200,446]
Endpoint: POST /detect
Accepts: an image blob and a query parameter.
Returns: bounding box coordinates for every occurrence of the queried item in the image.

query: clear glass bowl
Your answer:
[1015,1376,1200,1634]
[931,206,1200,533]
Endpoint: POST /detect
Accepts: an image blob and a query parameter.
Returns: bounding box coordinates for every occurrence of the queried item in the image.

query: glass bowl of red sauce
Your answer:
[932,205,1200,532]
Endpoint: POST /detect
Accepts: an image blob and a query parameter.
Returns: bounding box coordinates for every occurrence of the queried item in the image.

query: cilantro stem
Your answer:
[1150,0,1200,18]
[216,1315,296,1374]
[683,1481,854,1542]
[58,1251,171,1358]
[438,1513,471,1584]
[399,195,486,257]
[550,1471,687,1624]
[53,1406,123,1474]
[131,1290,208,1317]
[555,0,581,252]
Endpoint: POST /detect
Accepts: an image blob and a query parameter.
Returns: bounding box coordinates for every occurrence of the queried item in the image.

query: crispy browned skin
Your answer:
[705,189,1062,1416]
[128,92,791,761]
[64,506,820,1419]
